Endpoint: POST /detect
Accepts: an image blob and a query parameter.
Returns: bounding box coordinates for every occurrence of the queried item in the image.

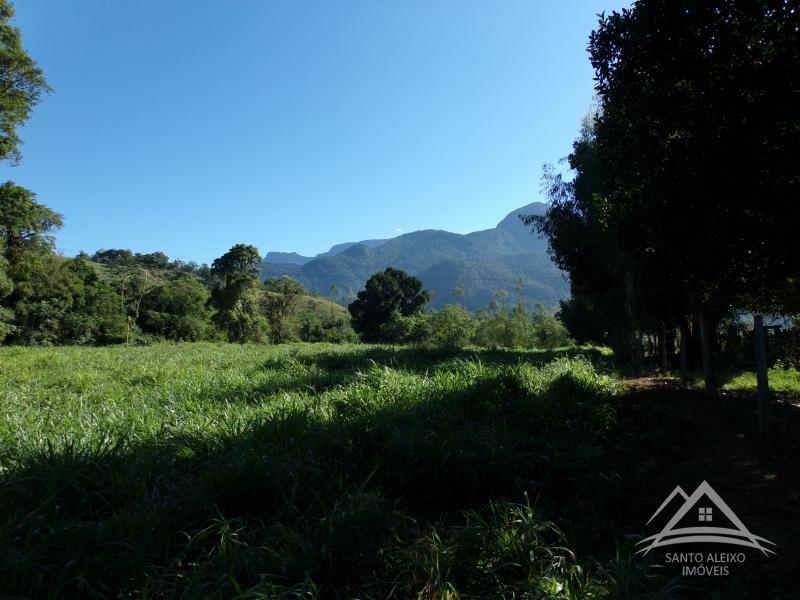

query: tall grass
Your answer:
[722,362,800,393]
[0,343,624,598]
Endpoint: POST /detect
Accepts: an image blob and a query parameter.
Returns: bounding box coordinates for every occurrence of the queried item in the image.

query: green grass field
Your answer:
[1,342,640,598]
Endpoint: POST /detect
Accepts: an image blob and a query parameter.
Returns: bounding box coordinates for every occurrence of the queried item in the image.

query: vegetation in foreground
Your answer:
[3,343,799,598]
[0,342,635,598]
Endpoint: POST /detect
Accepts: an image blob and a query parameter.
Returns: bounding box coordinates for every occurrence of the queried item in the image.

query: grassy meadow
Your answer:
[0,342,652,598]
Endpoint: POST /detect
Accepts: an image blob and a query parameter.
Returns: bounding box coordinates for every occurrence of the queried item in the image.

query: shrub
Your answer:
[424,304,476,348]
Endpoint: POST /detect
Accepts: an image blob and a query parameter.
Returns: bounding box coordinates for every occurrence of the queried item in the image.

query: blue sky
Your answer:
[1,1,628,264]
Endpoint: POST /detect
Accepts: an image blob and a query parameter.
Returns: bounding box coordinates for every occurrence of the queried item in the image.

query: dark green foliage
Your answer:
[2,229,354,346]
[0,252,14,341]
[0,181,62,274]
[473,306,528,349]
[297,307,322,341]
[210,244,268,343]
[0,183,122,345]
[590,0,800,314]
[297,309,358,343]
[531,303,572,350]
[0,1,51,164]
[262,275,306,342]
[423,304,476,348]
[348,268,429,342]
[91,248,210,276]
[139,275,215,341]
[526,123,636,362]
[91,248,134,266]
[136,250,169,270]
[211,243,262,286]
[11,257,126,345]
[530,0,800,384]
[212,277,268,343]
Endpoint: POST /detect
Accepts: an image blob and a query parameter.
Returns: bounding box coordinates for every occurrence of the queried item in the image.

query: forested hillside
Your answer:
[262,202,567,310]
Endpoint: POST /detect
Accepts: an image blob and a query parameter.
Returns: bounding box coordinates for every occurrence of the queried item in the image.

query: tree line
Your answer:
[347,267,570,349]
[0,203,360,345]
[526,0,799,414]
[0,190,569,349]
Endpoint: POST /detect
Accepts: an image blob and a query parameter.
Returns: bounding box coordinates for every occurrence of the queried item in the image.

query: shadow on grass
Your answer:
[614,378,800,599]
[0,363,617,599]
[288,344,613,374]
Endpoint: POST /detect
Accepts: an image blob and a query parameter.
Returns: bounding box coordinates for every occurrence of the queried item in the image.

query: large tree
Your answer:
[584,0,799,392]
[348,268,429,342]
[0,181,62,268]
[210,244,267,342]
[0,0,51,164]
[262,276,306,343]
[0,182,63,335]
[211,243,262,286]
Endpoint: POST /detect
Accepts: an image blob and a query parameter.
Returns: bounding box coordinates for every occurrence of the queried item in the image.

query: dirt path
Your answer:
[616,378,800,596]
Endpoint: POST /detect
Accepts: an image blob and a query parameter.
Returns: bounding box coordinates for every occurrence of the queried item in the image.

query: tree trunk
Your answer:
[726,323,739,357]
[659,325,668,373]
[754,314,770,434]
[665,327,677,369]
[680,319,689,384]
[688,315,702,370]
[625,271,641,374]
[698,309,717,397]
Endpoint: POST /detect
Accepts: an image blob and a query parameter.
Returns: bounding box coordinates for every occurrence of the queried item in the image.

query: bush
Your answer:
[531,304,572,349]
[298,310,358,343]
[140,276,215,341]
[424,304,476,348]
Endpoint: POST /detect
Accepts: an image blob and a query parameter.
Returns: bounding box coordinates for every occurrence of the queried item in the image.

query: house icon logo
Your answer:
[636,481,776,556]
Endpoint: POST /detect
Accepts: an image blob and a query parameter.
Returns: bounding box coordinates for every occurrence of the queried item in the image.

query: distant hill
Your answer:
[263,252,313,266]
[262,202,568,311]
[264,239,391,265]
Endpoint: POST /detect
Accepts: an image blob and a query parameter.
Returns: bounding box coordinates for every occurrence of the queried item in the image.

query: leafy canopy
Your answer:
[348,268,429,342]
[0,0,51,163]
[211,244,262,285]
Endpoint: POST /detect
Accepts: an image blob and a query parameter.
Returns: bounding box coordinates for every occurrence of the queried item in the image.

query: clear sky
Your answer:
[1,1,629,265]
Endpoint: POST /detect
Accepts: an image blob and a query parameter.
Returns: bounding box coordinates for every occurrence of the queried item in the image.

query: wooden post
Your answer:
[754,314,770,434]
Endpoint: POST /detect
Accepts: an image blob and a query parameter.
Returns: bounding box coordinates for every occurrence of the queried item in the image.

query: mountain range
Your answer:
[261,202,569,311]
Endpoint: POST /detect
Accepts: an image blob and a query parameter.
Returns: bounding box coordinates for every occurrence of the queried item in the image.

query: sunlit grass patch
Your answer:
[722,363,800,394]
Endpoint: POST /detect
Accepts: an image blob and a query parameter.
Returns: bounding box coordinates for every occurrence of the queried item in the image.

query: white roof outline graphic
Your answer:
[636,480,776,555]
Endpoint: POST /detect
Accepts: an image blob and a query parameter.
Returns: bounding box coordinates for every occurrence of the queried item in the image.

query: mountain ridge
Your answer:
[261,202,568,311]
